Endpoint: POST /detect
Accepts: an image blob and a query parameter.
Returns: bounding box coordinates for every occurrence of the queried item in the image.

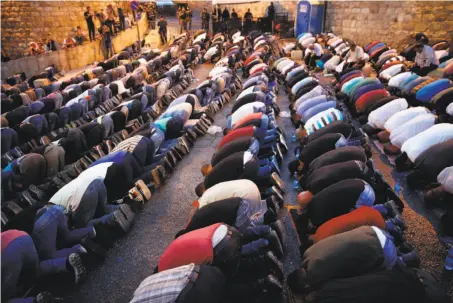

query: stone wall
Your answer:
[1,1,133,59]
[1,18,148,79]
[325,1,453,50]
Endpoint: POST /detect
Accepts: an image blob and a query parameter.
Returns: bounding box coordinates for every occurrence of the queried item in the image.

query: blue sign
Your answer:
[130,1,139,11]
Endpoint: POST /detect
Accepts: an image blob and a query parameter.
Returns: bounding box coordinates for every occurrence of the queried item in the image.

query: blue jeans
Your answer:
[381,230,398,270]
[254,128,277,145]
[241,225,271,256]
[235,199,267,232]
[160,109,190,122]
[2,235,68,303]
[355,182,376,208]
[257,164,273,178]
[32,205,94,260]
[248,137,260,157]
[71,179,119,228]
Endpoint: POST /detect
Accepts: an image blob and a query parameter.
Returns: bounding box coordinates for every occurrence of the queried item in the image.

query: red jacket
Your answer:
[312,207,386,243]
[233,112,263,130]
[355,89,390,113]
[158,223,222,271]
[218,126,254,149]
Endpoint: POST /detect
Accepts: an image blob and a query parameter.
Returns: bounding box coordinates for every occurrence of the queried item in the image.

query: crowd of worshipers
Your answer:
[130,30,291,303]
[275,31,452,301]
[1,28,239,302]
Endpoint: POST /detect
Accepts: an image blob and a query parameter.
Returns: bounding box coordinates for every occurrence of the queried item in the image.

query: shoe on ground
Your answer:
[120,204,135,222]
[266,230,284,259]
[67,253,87,284]
[384,200,401,217]
[134,179,152,201]
[270,220,286,247]
[113,210,132,233]
[264,251,285,281]
[256,274,283,294]
[35,292,54,303]
[271,172,285,193]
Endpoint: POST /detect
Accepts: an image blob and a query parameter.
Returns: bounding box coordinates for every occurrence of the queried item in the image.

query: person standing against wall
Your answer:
[267,2,275,33]
[186,7,193,31]
[101,24,114,59]
[158,16,168,45]
[84,6,95,42]
[201,8,210,33]
[244,9,253,35]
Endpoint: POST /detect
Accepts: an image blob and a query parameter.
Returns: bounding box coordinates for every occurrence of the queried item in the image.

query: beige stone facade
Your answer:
[325,1,453,50]
[1,1,132,59]
[1,18,149,79]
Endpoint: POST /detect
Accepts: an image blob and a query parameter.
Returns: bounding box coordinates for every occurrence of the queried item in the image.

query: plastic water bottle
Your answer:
[292,172,300,191]
[445,247,453,271]
[394,180,401,195]
[291,129,297,142]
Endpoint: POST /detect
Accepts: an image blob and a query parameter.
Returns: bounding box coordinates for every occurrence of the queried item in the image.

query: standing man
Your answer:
[118,7,125,31]
[201,8,210,32]
[267,2,275,32]
[222,7,230,33]
[179,7,187,34]
[84,6,95,42]
[158,16,168,45]
[412,42,439,76]
[186,7,193,31]
[106,4,117,35]
[244,9,253,35]
[101,24,114,59]
[231,9,238,19]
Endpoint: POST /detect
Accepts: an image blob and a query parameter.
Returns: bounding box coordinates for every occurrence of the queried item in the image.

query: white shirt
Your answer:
[401,123,453,163]
[231,101,266,127]
[446,102,453,116]
[237,86,258,100]
[49,162,113,213]
[324,55,341,72]
[276,59,292,72]
[388,72,416,88]
[209,66,229,78]
[283,43,296,54]
[390,113,436,148]
[301,37,316,48]
[281,61,295,75]
[204,46,219,60]
[415,45,440,68]
[438,166,453,194]
[198,179,261,208]
[384,107,430,133]
[379,64,405,80]
[305,43,324,57]
[345,46,364,63]
[109,80,127,95]
[367,98,408,129]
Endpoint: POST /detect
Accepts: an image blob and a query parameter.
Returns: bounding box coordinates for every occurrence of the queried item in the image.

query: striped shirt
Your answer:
[112,135,144,154]
[304,108,344,135]
[131,264,196,303]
